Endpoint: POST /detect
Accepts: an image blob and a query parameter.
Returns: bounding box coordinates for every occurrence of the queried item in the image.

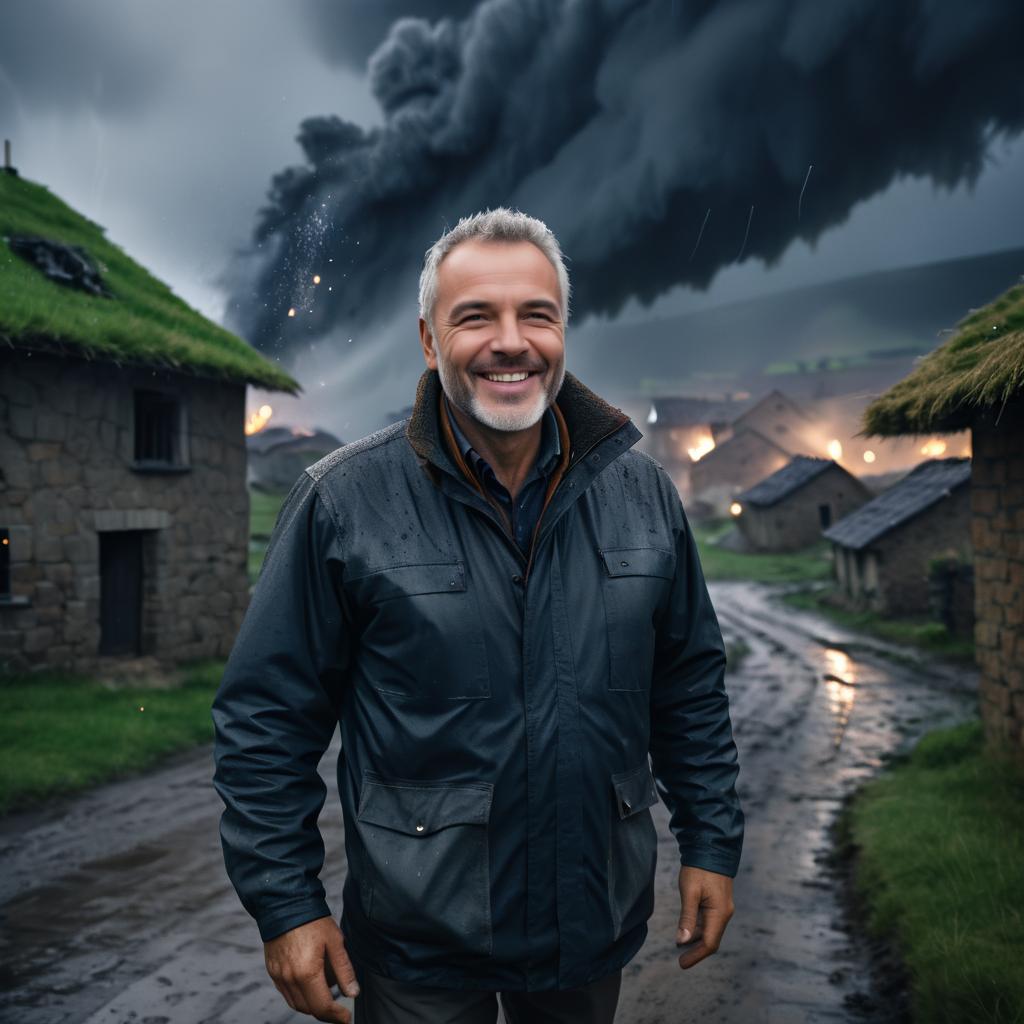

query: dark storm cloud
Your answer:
[298,0,480,69]
[0,0,170,117]
[228,0,1024,359]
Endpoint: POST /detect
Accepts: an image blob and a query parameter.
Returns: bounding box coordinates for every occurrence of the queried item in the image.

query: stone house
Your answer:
[0,170,299,676]
[688,428,791,518]
[863,277,1024,754]
[729,389,820,454]
[642,394,753,498]
[733,455,872,551]
[822,458,972,615]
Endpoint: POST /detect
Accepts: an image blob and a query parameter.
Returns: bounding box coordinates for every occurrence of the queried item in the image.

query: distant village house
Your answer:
[823,458,972,617]
[734,455,872,552]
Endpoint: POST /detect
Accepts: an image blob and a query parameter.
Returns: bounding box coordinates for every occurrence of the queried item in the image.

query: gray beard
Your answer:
[436,351,565,433]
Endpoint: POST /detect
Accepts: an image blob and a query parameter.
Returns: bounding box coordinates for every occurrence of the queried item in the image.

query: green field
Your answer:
[839,720,1024,1023]
[0,661,224,815]
[692,521,835,583]
[248,488,288,583]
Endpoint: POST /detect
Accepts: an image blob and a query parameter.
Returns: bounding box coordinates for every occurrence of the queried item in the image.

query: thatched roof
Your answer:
[862,277,1024,435]
[0,171,300,394]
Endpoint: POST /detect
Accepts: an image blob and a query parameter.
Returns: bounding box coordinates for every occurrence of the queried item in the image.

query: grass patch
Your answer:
[692,522,834,583]
[248,488,288,584]
[843,719,1024,1022]
[0,660,224,815]
[0,172,298,393]
[782,586,975,662]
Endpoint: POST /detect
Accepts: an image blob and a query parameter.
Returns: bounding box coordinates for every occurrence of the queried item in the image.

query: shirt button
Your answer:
[512,574,523,584]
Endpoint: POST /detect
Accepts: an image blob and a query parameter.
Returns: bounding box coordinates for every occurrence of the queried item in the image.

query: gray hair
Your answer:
[418,207,571,336]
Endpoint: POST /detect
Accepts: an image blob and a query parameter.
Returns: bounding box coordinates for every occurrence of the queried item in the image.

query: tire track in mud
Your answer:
[0,582,976,1023]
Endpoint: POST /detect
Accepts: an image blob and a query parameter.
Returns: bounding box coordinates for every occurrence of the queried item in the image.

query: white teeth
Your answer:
[483,372,530,382]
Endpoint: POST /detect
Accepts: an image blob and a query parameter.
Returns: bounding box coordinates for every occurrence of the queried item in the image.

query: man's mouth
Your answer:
[479,370,534,383]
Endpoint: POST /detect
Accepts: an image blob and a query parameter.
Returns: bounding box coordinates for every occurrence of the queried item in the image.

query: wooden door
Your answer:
[99,531,143,656]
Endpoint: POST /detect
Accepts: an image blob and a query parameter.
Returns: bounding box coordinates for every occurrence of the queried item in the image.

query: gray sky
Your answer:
[3,0,1024,435]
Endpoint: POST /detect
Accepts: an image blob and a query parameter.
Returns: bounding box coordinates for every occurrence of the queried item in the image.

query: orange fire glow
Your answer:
[827,439,843,460]
[920,438,947,457]
[688,434,716,462]
[245,404,274,435]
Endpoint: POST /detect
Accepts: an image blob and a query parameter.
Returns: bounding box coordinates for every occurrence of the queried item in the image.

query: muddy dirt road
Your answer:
[0,582,976,1023]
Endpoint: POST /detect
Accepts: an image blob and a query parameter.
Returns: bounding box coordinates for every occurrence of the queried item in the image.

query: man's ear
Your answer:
[418,317,438,370]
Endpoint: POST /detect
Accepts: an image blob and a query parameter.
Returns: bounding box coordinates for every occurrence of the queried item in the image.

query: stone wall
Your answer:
[971,399,1024,754]
[739,465,871,551]
[873,484,972,614]
[0,349,251,676]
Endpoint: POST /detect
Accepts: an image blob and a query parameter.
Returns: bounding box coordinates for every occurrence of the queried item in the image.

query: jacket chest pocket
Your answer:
[608,761,660,941]
[355,773,493,956]
[600,547,674,692]
[352,561,490,700]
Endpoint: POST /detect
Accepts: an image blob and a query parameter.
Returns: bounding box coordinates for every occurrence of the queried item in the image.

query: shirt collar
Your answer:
[443,395,562,482]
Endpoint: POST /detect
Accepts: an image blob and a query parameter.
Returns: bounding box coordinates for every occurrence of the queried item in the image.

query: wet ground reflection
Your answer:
[0,581,976,1023]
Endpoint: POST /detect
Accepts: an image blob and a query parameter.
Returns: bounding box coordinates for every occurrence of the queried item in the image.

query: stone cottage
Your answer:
[642,394,753,498]
[863,277,1024,754]
[688,428,791,518]
[0,170,299,675]
[733,455,872,551]
[822,458,971,615]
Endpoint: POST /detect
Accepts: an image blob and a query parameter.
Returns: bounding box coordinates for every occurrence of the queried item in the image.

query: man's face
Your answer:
[418,238,566,433]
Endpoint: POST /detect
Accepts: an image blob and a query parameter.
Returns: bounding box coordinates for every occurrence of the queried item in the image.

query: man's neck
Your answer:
[447,400,544,500]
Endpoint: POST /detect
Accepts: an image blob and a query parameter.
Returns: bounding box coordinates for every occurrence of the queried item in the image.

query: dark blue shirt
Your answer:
[444,396,562,555]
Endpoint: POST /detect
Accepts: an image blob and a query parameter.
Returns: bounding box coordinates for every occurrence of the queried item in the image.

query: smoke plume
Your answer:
[226,0,1024,363]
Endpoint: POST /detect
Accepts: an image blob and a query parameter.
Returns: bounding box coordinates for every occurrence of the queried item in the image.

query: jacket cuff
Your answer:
[257,896,333,942]
[679,847,741,878]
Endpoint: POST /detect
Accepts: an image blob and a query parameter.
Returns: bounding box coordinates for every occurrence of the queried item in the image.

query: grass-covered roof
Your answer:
[0,171,299,394]
[863,276,1024,435]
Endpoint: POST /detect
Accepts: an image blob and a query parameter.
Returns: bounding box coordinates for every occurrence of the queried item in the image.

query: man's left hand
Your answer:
[675,865,735,969]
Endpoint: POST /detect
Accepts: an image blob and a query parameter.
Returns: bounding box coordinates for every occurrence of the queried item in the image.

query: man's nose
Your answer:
[490,312,530,354]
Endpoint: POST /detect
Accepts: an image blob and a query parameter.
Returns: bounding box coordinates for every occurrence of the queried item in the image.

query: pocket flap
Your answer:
[357,774,493,837]
[611,762,659,819]
[600,547,674,579]
[362,562,466,602]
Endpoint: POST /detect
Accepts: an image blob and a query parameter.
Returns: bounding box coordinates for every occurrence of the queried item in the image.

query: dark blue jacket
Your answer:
[212,369,744,992]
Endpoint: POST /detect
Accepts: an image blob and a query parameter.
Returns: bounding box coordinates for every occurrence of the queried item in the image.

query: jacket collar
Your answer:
[405,368,636,479]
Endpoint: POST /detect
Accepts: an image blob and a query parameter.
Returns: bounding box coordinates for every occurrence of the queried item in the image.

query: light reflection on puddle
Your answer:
[823,647,857,750]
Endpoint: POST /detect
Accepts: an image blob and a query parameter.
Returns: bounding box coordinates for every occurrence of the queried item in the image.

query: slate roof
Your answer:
[736,455,835,508]
[823,458,971,550]
[647,395,754,427]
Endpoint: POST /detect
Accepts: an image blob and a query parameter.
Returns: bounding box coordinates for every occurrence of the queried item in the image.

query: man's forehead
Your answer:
[436,238,559,303]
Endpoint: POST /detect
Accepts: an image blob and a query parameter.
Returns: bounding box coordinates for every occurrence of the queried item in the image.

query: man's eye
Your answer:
[526,311,551,320]
[461,314,485,323]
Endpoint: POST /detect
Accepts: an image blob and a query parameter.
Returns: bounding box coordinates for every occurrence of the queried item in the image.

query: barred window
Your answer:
[134,390,182,465]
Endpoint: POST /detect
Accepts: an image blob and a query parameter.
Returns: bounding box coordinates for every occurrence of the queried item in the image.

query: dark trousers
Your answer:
[354,967,622,1024]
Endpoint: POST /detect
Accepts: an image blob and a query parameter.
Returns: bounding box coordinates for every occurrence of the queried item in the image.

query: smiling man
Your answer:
[213,209,744,1024]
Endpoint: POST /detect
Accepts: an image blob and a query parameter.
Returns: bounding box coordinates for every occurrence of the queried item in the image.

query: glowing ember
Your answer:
[920,439,947,457]
[287,307,296,318]
[688,434,715,462]
[313,275,321,285]
[863,450,876,463]
[729,501,742,517]
[827,439,843,460]
[245,404,274,435]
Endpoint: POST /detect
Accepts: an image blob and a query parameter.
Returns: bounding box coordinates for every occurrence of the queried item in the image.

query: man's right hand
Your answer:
[264,916,360,1023]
